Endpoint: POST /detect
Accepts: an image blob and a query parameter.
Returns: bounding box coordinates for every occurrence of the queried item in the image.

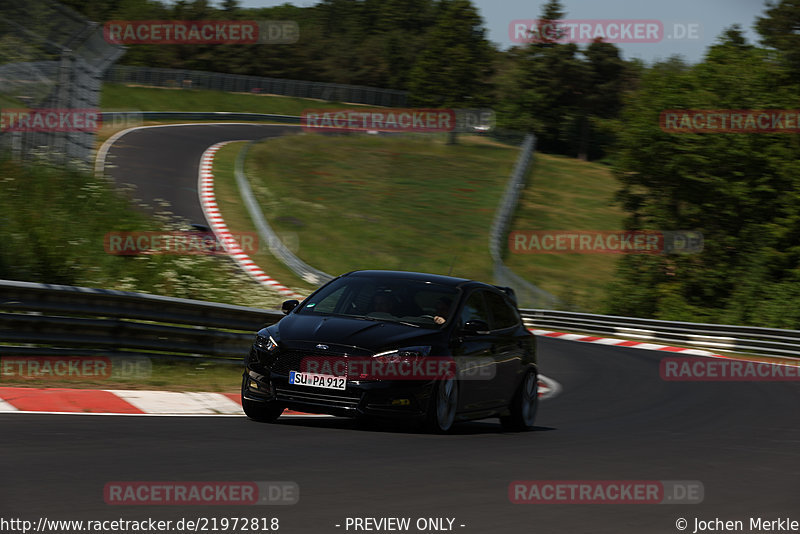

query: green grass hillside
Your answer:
[506,154,625,311]
[211,133,625,311]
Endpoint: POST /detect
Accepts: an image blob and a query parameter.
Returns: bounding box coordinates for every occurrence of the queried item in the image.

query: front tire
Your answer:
[424,377,459,433]
[242,397,284,422]
[500,369,538,431]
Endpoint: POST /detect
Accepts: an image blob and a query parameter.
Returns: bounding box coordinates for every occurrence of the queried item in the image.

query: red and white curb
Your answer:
[0,378,560,416]
[0,387,323,417]
[532,329,800,372]
[198,142,304,299]
[531,329,723,357]
[537,375,560,400]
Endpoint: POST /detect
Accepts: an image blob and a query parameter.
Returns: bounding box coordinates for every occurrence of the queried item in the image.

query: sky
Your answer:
[227,0,768,64]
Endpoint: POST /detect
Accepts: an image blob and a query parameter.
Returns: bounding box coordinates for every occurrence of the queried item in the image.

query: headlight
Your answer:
[366,347,452,380]
[373,346,432,363]
[255,333,279,352]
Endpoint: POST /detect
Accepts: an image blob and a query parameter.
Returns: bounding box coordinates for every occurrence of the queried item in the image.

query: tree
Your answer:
[606,26,800,326]
[755,0,800,80]
[406,0,493,107]
[577,41,625,160]
[496,0,626,158]
[221,0,239,13]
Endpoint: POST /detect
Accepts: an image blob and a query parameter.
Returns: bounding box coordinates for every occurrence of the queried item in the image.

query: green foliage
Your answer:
[494,0,630,160]
[605,21,800,327]
[0,157,290,309]
[756,0,800,80]
[407,0,493,107]
[60,0,448,92]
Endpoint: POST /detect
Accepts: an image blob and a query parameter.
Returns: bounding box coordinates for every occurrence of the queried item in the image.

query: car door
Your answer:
[484,290,527,406]
[451,290,500,412]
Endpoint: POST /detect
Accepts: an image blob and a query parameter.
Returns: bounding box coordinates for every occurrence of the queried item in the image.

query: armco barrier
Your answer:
[104,65,409,107]
[522,309,800,360]
[489,133,562,309]
[0,279,282,362]
[3,279,798,363]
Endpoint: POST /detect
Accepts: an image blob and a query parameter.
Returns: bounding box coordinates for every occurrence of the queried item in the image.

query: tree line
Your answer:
[59,0,624,159]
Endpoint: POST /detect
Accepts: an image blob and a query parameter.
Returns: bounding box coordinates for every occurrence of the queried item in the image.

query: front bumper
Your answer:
[243,366,433,419]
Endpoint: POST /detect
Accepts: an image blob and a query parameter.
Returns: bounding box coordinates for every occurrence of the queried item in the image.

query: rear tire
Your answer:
[424,377,459,433]
[500,370,538,431]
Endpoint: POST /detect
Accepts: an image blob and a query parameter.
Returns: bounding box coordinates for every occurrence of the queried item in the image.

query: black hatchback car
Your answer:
[242,270,537,432]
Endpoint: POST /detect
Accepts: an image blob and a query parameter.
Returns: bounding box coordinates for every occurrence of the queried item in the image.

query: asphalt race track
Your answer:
[100,123,299,224]
[2,338,799,533]
[12,123,795,532]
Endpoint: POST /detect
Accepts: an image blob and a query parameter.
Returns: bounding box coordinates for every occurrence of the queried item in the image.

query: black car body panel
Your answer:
[242,270,537,429]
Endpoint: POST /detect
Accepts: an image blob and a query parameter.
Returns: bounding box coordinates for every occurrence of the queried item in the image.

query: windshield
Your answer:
[297,276,460,328]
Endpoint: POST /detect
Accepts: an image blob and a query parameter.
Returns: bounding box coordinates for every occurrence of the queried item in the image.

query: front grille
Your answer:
[274,387,361,410]
[270,350,353,376]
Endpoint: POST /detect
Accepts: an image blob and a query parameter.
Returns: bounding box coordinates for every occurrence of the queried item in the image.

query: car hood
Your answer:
[272,313,440,352]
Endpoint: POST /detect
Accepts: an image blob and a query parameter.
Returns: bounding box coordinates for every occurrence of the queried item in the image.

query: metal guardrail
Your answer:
[0,279,283,363]
[489,134,562,309]
[105,65,409,107]
[4,279,799,364]
[522,309,800,360]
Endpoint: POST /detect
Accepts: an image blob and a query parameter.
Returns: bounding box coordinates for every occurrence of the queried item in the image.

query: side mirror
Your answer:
[462,319,490,334]
[281,299,300,315]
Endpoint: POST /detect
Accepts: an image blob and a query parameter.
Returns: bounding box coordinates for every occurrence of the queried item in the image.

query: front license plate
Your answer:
[289,371,346,390]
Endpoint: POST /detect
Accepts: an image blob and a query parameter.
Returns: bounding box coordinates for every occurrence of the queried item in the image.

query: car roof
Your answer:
[341,269,495,291]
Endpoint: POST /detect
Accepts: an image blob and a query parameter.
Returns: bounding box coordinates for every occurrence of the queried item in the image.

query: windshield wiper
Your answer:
[352,315,420,328]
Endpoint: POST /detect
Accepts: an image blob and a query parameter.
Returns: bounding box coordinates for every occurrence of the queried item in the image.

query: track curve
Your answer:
[99,123,298,225]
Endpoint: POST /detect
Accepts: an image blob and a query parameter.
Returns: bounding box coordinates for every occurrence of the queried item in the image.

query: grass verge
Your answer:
[236,133,517,282]
[0,360,243,393]
[100,84,369,115]
[214,132,625,310]
[210,140,317,293]
[505,154,625,311]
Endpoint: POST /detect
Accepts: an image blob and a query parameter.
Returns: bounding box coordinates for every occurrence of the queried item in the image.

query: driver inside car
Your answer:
[433,297,453,325]
[370,293,397,315]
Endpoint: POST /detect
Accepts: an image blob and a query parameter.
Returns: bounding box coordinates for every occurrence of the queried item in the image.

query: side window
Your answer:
[460,291,490,326]
[485,291,520,330]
